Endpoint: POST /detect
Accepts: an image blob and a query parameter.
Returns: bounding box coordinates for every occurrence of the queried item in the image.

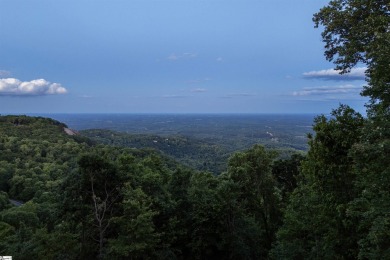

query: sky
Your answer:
[0,0,368,114]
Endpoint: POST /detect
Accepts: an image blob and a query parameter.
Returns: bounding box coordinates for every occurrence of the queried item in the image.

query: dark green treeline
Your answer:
[272,0,390,258]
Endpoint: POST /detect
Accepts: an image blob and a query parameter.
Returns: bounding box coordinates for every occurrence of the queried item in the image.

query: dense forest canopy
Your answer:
[79,127,306,175]
[0,115,303,259]
[0,0,389,259]
[273,0,390,258]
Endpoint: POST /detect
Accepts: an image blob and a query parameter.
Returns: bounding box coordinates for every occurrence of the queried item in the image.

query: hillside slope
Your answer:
[81,129,230,174]
[0,115,305,259]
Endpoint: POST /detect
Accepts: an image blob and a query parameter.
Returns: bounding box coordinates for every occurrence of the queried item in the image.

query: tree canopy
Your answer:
[314,0,390,112]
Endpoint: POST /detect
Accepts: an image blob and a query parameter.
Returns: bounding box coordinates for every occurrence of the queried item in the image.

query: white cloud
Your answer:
[292,84,362,96]
[0,78,68,96]
[303,67,366,80]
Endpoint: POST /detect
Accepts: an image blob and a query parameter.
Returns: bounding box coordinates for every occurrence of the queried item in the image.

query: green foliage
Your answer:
[186,145,282,259]
[81,129,230,174]
[0,203,40,258]
[3,93,388,259]
[108,186,159,259]
[347,113,390,259]
[272,154,305,204]
[313,0,390,113]
[313,1,390,258]
[77,154,123,259]
[273,105,364,259]
[227,145,281,252]
[0,114,305,258]
[0,191,11,211]
[81,123,309,175]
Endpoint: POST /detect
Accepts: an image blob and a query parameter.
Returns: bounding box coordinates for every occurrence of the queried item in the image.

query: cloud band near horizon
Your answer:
[303,67,366,81]
[293,84,362,96]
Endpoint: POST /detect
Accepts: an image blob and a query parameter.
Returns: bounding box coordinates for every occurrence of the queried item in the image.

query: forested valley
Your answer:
[1,0,389,259]
[0,114,305,259]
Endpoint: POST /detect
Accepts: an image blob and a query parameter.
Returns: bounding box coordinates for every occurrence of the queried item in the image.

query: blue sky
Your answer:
[0,0,368,114]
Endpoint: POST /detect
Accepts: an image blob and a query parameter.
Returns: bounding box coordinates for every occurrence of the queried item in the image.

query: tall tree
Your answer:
[227,145,280,257]
[78,154,123,259]
[108,185,159,259]
[272,105,364,259]
[314,1,390,258]
[272,154,305,205]
[313,0,390,113]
